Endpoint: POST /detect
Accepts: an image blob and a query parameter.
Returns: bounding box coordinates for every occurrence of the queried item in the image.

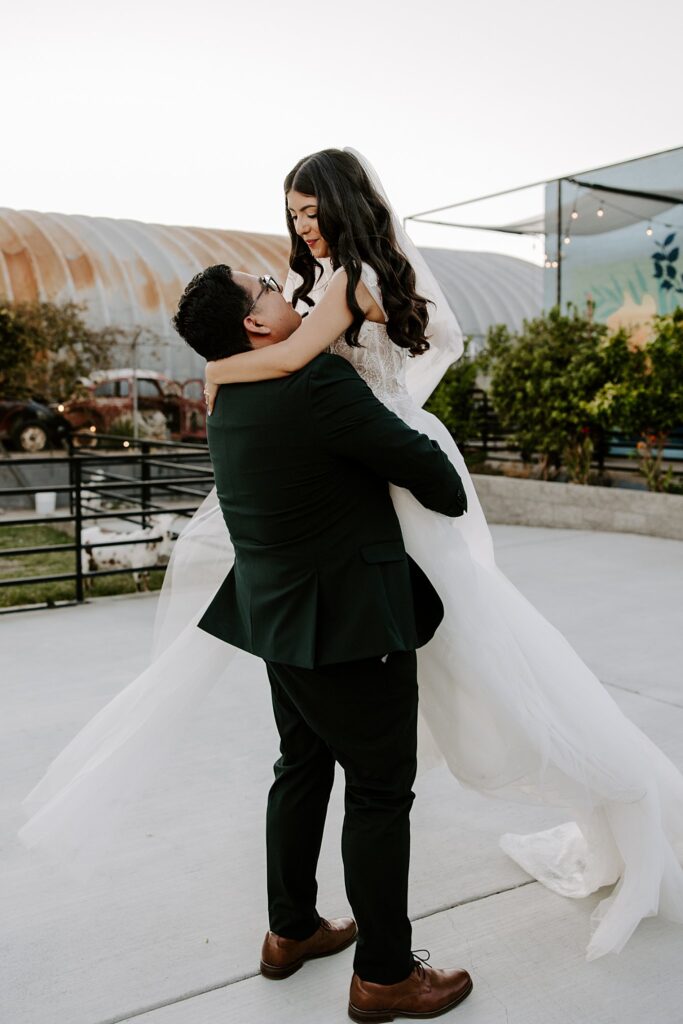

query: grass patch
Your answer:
[0,523,164,609]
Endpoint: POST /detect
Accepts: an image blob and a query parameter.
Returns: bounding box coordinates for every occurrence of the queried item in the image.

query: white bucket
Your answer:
[35,491,57,515]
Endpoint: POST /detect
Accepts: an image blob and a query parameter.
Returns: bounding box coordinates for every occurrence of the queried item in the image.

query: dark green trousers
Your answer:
[264,650,418,985]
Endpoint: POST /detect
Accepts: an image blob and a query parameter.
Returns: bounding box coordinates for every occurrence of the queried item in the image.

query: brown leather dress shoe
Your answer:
[260,916,358,980]
[348,962,473,1022]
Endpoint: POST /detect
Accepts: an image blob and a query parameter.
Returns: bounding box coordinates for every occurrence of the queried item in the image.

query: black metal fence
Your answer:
[462,389,683,477]
[0,435,213,613]
[2,412,681,613]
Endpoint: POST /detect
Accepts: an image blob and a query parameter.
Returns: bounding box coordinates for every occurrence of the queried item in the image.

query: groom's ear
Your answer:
[243,314,271,337]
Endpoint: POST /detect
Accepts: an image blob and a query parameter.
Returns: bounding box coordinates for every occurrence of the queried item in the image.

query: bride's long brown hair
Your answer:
[284,149,430,357]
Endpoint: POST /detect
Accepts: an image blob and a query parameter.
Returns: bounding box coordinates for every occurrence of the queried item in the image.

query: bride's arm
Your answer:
[205,270,367,386]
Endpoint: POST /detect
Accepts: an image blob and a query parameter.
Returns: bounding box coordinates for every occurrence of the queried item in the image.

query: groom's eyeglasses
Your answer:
[248,275,282,314]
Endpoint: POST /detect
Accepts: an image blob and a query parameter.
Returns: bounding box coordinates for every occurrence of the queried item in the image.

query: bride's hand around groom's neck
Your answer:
[204,375,219,416]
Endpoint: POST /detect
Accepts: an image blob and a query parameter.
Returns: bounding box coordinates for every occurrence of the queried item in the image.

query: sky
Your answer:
[3,0,682,263]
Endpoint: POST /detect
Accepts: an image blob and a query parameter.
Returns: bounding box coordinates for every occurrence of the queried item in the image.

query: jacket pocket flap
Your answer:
[361,541,405,564]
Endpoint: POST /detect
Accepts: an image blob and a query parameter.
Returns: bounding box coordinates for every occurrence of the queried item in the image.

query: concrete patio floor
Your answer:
[2,525,683,1024]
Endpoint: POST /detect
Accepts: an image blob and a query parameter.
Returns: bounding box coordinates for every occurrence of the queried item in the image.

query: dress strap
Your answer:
[360,263,387,321]
[327,262,387,321]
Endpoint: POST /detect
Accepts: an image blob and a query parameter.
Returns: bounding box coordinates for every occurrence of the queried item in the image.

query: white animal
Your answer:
[81,470,112,513]
[81,513,179,591]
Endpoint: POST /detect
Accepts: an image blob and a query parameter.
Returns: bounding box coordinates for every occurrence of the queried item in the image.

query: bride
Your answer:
[20,148,683,963]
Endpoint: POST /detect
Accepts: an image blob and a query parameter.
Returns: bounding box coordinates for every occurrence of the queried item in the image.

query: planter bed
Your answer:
[472,474,683,541]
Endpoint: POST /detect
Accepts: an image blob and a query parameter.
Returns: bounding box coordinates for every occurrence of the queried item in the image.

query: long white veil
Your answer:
[152,147,468,656]
[18,152,683,964]
[345,148,464,405]
[18,148,468,865]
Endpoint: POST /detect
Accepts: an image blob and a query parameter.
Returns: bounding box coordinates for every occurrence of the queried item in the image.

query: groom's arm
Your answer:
[308,354,467,517]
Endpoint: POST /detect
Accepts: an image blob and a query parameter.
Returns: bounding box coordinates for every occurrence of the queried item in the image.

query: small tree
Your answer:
[481,307,625,482]
[586,308,683,492]
[0,299,120,403]
[425,339,482,457]
[0,306,33,398]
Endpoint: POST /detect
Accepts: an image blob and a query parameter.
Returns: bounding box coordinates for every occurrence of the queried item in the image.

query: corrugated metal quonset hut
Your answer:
[0,208,542,380]
[0,209,291,380]
[420,248,543,353]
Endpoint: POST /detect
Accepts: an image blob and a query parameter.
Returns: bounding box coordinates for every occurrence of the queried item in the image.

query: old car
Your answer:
[58,369,206,446]
[0,398,72,452]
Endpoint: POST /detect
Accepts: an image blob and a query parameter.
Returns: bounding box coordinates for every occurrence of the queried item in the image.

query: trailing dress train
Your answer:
[19,164,683,965]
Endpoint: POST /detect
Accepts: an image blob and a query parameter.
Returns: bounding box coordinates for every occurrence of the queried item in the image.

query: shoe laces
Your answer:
[411,948,431,978]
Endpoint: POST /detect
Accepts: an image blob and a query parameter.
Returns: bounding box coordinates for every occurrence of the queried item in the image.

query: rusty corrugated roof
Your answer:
[0,207,290,337]
[0,207,544,379]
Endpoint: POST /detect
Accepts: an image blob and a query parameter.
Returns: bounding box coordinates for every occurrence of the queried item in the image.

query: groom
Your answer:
[173,264,473,1021]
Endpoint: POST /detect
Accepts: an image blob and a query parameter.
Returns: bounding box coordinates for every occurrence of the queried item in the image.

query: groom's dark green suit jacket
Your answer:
[198,353,467,669]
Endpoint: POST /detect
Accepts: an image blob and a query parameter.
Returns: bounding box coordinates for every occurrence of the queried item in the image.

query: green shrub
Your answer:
[0,300,121,403]
[425,340,482,460]
[477,305,683,489]
[586,308,683,491]
[480,307,629,482]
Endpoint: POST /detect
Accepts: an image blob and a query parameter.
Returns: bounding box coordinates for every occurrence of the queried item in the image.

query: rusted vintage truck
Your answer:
[59,369,206,446]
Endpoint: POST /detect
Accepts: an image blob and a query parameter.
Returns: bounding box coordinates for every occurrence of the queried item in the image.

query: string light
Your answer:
[563,235,571,245]
[567,183,679,239]
[587,190,678,232]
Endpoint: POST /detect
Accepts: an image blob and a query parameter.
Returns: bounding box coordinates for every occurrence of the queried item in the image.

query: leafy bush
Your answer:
[425,340,482,459]
[586,308,683,491]
[0,300,121,403]
[475,305,683,490]
[480,307,630,482]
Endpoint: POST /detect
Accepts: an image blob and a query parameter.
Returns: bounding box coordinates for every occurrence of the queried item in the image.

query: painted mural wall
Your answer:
[544,147,683,343]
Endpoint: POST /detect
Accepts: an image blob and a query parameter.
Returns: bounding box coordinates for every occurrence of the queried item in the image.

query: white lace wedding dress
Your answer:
[19,265,683,963]
[321,262,683,961]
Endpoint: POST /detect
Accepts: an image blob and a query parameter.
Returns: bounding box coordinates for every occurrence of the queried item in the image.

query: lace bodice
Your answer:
[289,260,411,411]
[328,319,410,410]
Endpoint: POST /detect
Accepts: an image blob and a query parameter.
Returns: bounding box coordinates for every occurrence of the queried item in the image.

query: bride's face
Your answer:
[287,190,330,259]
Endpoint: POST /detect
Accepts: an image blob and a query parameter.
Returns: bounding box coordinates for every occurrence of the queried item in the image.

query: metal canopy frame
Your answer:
[405,145,683,306]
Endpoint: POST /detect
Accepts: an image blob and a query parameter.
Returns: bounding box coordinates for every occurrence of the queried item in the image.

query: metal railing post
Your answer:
[141,441,151,526]
[480,391,489,461]
[0,436,216,614]
[73,457,85,603]
[67,433,75,516]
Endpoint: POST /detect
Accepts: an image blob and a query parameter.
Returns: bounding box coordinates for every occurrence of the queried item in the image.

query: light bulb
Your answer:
[564,236,571,245]
[551,260,558,268]
[597,206,604,218]
[571,210,579,220]
[646,226,653,236]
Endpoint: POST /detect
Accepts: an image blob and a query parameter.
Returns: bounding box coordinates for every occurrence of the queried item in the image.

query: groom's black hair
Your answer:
[172,264,252,360]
